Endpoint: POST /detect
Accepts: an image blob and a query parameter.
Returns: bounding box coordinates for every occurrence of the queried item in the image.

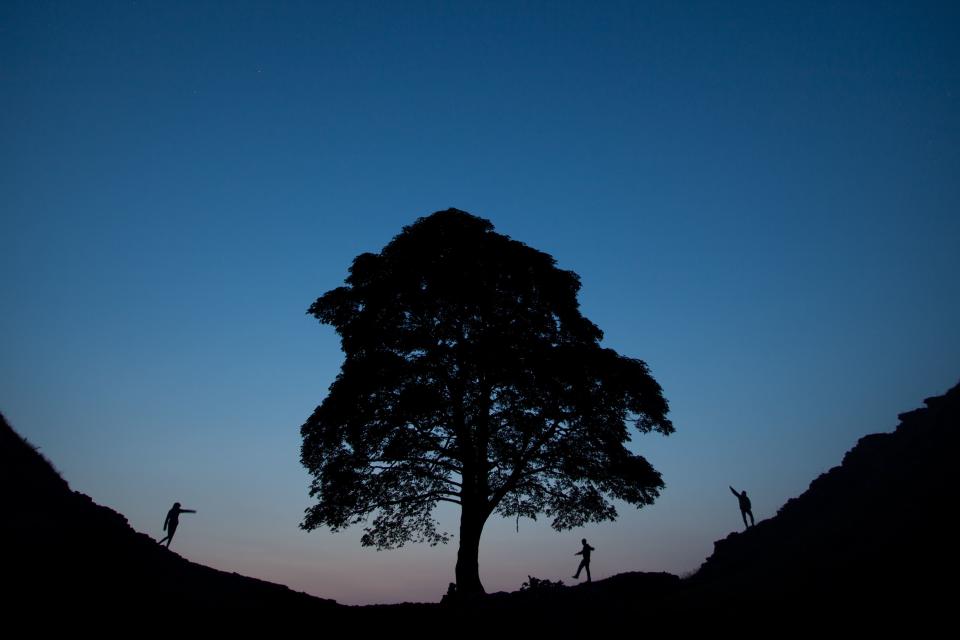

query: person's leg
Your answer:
[573,559,585,578]
[748,510,755,527]
[585,563,591,583]
[166,523,178,547]
[741,511,749,529]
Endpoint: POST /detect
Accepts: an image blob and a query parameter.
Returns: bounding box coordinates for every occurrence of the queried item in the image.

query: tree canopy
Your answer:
[300,209,673,593]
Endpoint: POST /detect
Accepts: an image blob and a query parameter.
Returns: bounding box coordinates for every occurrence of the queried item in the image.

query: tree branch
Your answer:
[488,419,565,507]
[374,491,462,508]
[367,464,463,490]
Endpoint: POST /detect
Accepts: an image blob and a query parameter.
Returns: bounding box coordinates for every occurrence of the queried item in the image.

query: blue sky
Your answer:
[2,1,958,604]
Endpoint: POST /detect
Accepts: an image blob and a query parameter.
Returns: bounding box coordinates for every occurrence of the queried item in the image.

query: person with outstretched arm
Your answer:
[572,538,595,582]
[730,486,754,529]
[158,502,196,548]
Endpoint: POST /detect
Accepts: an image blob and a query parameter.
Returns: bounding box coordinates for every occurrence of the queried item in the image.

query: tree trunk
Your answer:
[452,368,490,596]
[455,506,486,595]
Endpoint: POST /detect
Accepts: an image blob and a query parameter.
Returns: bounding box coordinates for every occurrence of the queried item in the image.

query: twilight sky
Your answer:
[2,1,958,605]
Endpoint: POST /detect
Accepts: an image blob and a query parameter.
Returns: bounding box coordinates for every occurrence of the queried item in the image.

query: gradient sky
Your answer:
[2,1,958,605]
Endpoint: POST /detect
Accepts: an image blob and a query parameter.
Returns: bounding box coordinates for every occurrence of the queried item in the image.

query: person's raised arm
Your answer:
[181,509,197,514]
[729,486,739,497]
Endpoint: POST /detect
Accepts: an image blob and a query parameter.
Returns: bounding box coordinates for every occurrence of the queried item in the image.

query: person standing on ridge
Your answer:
[158,502,196,548]
[572,538,595,582]
[730,486,754,529]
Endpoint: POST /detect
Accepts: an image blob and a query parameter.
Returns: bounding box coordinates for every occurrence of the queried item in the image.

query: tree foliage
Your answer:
[300,209,673,591]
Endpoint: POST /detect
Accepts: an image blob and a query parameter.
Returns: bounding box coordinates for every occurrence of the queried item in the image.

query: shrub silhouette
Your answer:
[520,576,566,591]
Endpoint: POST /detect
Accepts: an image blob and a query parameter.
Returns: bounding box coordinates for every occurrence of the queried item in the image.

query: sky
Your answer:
[2,1,958,605]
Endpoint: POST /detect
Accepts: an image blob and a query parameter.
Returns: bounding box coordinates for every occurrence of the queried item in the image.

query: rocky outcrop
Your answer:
[691,380,958,617]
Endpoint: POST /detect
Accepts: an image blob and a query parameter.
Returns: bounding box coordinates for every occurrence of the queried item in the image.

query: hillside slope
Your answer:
[0,412,341,620]
[689,380,958,616]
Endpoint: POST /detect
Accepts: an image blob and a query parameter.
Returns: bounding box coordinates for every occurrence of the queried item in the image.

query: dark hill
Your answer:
[688,380,959,620]
[3,380,956,628]
[0,412,341,622]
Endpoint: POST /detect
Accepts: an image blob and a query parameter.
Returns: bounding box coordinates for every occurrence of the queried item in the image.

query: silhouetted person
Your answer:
[572,538,595,582]
[730,486,754,529]
[158,502,196,548]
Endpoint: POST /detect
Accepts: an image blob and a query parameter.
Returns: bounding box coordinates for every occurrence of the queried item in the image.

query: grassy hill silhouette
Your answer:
[3,380,956,626]
[0,412,340,620]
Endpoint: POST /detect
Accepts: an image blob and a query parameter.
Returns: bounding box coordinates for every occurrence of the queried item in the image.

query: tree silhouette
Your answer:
[300,209,673,594]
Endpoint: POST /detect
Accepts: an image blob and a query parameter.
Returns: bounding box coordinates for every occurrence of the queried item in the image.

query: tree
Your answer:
[300,209,673,595]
